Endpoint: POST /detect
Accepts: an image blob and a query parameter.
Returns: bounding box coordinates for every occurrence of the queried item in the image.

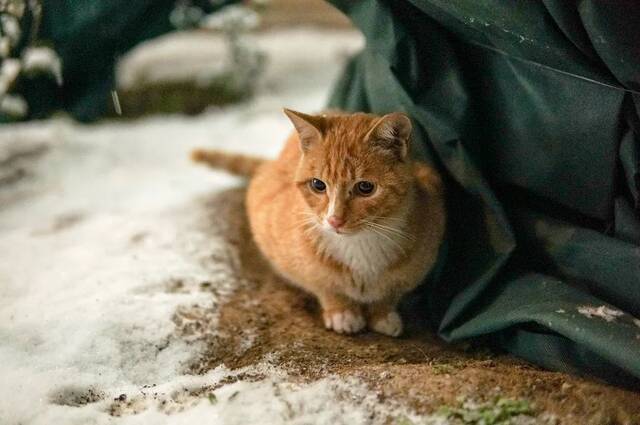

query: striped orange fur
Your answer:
[193,109,446,336]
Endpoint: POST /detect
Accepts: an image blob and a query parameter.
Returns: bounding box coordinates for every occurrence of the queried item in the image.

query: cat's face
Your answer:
[285,110,414,236]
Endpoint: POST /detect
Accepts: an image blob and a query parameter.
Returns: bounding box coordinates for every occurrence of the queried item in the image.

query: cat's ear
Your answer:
[366,112,412,160]
[283,108,325,153]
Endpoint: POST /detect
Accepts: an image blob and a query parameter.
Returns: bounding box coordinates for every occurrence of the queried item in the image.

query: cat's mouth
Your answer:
[320,222,360,236]
[322,225,350,235]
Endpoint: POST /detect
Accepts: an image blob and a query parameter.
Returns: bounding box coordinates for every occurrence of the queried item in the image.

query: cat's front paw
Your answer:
[323,309,366,334]
[369,311,403,337]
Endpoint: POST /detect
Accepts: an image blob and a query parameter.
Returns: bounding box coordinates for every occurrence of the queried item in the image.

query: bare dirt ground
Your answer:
[183,188,640,424]
[260,0,353,29]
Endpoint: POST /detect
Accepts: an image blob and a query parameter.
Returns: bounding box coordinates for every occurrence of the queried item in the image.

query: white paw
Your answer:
[370,311,403,337]
[323,310,366,334]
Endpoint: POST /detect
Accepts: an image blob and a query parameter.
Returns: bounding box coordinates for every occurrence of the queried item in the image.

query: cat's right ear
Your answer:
[283,108,324,153]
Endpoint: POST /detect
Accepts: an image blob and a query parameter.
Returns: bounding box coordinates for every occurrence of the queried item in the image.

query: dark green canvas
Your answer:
[328,0,640,388]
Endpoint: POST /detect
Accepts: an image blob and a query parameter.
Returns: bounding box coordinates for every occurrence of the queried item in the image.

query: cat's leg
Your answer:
[317,291,365,334]
[366,298,403,337]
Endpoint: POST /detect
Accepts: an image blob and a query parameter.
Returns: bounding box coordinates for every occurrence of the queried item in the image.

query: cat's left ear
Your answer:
[283,108,325,153]
[366,112,412,160]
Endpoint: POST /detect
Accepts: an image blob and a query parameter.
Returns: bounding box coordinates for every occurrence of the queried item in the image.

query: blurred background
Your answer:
[0,0,358,122]
[0,0,364,211]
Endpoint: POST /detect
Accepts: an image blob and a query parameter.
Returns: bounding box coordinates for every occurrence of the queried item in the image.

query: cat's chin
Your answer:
[321,226,359,237]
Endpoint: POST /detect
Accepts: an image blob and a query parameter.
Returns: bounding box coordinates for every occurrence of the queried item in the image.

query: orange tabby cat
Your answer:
[192,109,445,337]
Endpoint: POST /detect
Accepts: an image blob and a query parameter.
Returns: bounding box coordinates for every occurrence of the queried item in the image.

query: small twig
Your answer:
[111,90,122,115]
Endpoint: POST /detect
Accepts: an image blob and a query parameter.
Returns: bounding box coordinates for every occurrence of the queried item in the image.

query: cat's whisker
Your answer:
[300,220,317,230]
[374,226,415,242]
[297,219,316,228]
[293,216,319,233]
[369,215,407,224]
[365,224,406,254]
[295,211,317,219]
[293,214,315,223]
[363,226,413,255]
[303,226,321,238]
[298,219,320,236]
[363,220,404,243]
[370,223,415,241]
[364,220,415,242]
[365,215,411,230]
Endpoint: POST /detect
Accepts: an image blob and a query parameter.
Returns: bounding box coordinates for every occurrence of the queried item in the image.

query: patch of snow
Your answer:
[236,327,258,355]
[116,28,364,94]
[0,37,10,58]
[0,57,21,95]
[116,32,228,89]
[577,305,625,322]
[25,360,421,425]
[1,14,21,45]
[22,46,63,85]
[0,27,420,425]
[633,318,640,329]
[202,4,260,31]
[0,93,27,117]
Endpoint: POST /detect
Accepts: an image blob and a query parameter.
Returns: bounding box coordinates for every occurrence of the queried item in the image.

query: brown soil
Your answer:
[259,0,353,30]
[192,188,640,424]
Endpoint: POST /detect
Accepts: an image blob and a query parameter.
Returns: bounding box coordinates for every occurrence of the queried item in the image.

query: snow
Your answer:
[577,305,625,322]
[102,363,415,425]
[0,37,10,58]
[116,28,363,93]
[1,14,21,46]
[201,4,260,31]
[0,57,21,96]
[0,93,27,117]
[22,46,63,85]
[0,28,425,425]
[116,32,227,89]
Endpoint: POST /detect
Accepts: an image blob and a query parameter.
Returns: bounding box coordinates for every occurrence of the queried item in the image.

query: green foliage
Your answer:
[207,393,218,404]
[395,416,415,425]
[438,397,534,425]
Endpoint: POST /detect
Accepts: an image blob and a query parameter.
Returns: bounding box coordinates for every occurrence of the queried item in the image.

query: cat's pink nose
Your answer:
[327,215,344,229]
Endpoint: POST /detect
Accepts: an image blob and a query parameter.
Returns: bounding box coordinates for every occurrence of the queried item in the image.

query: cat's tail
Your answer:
[191,148,266,177]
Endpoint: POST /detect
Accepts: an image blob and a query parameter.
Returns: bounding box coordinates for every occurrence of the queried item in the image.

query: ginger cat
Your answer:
[192,109,445,337]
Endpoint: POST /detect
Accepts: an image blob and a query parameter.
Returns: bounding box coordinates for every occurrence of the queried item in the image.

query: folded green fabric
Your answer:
[328,0,640,388]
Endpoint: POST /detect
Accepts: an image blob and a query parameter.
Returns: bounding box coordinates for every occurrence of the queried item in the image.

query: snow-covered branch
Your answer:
[1,0,62,120]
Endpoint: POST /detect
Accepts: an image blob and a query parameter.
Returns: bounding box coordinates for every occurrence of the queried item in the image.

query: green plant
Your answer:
[438,397,535,425]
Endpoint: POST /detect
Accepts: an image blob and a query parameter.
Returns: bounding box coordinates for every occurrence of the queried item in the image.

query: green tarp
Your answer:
[328,0,640,388]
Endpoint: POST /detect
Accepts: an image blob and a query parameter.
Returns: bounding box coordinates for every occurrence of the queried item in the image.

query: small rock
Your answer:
[379,371,391,379]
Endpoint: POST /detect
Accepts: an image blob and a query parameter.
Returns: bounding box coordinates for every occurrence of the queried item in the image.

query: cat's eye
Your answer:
[355,180,375,196]
[310,178,326,193]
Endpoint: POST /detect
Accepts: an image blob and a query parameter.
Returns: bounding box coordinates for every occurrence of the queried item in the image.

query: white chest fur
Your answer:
[318,227,404,287]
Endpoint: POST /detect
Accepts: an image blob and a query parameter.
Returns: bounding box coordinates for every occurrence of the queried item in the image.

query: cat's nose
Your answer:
[327,215,344,229]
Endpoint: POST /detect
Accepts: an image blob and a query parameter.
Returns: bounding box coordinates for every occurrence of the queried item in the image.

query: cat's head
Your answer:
[284,109,415,236]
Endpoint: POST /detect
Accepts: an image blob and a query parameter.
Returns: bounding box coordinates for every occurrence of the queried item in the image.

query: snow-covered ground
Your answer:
[0,28,437,425]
